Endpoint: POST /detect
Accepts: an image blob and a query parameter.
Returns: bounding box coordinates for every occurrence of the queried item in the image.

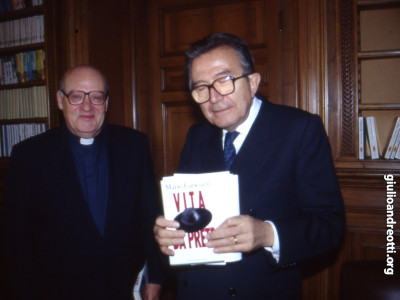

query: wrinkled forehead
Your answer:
[191,46,243,82]
[64,67,107,91]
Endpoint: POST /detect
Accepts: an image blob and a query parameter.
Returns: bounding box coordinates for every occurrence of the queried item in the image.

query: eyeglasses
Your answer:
[61,90,108,105]
[191,73,251,104]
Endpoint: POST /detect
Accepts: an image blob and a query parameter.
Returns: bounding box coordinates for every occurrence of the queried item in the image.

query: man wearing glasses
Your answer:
[3,65,162,300]
[154,32,344,299]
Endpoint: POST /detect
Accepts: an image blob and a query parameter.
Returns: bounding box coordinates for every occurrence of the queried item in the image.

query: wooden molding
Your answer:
[339,0,357,158]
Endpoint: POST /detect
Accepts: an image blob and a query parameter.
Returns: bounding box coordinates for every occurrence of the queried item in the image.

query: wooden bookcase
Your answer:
[357,1,400,160]
[0,2,59,297]
[327,1,400,298]
[0,0,58,160]
[0,0,59,224]
[337,0,400,167]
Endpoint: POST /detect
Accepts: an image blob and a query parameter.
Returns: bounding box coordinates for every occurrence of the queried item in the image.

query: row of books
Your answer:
[0,86,47,119]
[0,0,42,12]
[0,122,47,157]
[0,49,45,85]
[359,116,400,160]
[0,14,44,48]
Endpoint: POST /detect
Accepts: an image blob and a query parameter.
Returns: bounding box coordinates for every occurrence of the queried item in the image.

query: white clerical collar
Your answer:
[80,137,94,145]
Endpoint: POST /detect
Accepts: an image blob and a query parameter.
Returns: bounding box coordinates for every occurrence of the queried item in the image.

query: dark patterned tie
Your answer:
[224,131,239,170]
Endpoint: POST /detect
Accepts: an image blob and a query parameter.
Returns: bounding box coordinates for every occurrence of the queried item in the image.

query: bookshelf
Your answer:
[356,1,400,161]
[0,0,58,158]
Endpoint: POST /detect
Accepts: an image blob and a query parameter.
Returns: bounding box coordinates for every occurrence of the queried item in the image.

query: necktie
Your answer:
[224,131,239,169]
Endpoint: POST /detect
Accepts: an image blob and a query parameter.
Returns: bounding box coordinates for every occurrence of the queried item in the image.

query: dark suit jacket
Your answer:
[175,99,344,299]
[2,124,162,300]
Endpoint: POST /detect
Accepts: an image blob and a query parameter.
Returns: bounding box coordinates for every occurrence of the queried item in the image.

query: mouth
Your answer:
[80,115,95,120]
[212,106,231,114]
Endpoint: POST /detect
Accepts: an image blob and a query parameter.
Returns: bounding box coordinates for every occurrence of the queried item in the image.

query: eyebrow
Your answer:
[192,71,232,87]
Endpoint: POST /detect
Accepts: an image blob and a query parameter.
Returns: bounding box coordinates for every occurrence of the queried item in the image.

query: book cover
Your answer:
[11,0,25,10]
[383,117,400,159]
[366,116,379,159]
[160,171,242,266]
[393,132,400,159]
[133,266,145,300]
[358,117,365,160]
[390,131,400,159]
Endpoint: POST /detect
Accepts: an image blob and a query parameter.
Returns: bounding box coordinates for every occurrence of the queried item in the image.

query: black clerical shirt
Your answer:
[69,129,109,235]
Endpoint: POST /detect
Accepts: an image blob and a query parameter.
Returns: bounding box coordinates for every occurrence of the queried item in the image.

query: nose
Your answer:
[209,86,224,104]
[80,94,92,109]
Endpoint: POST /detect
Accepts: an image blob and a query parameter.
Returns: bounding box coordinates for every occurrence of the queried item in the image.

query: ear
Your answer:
[57,90,64,110]
[105,97,109,112]
[248,72,261,98]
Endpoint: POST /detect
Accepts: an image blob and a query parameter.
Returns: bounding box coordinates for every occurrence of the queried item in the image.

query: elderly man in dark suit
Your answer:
[154,32,344,299]
[2,65,162,300]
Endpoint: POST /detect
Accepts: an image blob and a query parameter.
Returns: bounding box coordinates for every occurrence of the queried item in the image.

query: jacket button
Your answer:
[248,208,256,217]
[183,280,188,287]
[228,287,237,296]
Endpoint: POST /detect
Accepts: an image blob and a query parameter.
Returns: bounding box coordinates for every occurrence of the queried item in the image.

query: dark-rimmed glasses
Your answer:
[61,90,108,105]
[191,73,251,104]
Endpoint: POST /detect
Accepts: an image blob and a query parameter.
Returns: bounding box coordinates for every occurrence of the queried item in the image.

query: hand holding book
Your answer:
[205,215,274,254]
[154,216,185,257]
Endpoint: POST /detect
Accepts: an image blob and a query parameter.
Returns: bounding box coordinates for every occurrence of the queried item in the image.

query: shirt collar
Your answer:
[223,96,262,136]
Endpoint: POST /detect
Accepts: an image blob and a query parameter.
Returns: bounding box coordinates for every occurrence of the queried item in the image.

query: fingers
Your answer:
[206,234,245,253]
[205,215,247,252]
[206,215,248,241]
[153,216,186,256]
[155,215,180,229]
[206,215,273,253]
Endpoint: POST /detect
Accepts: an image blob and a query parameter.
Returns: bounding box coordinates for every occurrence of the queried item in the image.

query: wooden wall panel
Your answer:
[162,103,203,175]
[85,0,134,128]
[161,68,187,92]
[161,1,266,55]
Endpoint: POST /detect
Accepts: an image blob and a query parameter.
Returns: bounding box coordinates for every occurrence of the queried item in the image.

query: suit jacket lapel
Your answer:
[203,127,225,171]
[103,126,123,239]
[231,101,280,189]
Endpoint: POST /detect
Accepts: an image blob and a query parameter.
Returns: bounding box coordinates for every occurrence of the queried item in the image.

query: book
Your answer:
[358,117,365,160]
[394,132,400,160]
[390,131,400,159]
[365,116,379,159]
[384,117,400,159]
[160,171,242,266]
[133,266,145,300]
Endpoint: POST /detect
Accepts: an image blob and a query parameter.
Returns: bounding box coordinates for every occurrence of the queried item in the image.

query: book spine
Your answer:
[384,117,400,159]
[366,116,379,159]
[390,131,400,159]
[358,117,365,160]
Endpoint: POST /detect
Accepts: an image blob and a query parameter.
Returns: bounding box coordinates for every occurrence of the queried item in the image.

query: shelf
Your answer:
[358,50,400,59]
[0,118,48,124]
[0,81,46,90]
[0,42,45,55]
[357,0,400,7]
[358,103,400,110]
[335,158,400,174]
[0,5,43,21]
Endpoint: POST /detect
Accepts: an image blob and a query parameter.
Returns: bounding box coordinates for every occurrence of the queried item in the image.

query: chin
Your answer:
[77,127,100,137]
[213,119,236,131]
